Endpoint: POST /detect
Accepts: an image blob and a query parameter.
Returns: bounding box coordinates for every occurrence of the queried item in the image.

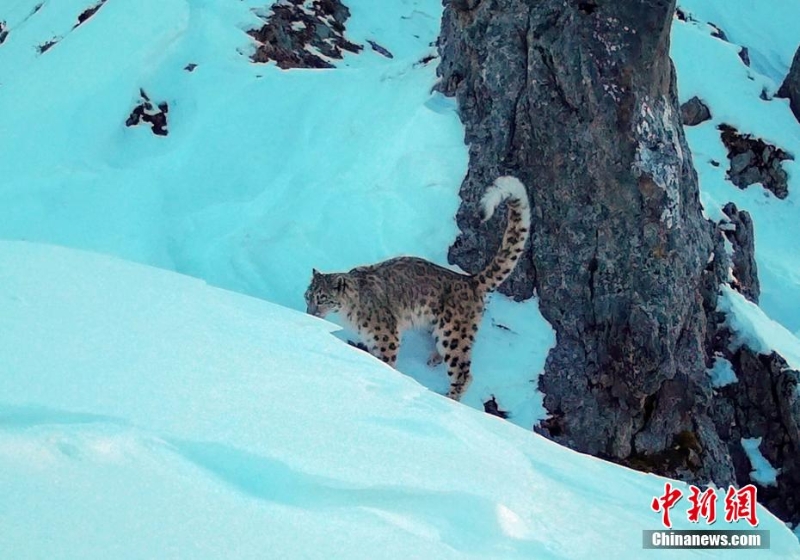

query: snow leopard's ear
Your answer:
[335,275,347,293]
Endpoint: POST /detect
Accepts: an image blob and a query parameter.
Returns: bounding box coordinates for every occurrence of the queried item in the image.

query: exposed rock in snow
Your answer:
[249,0,362,69]
[719,124,792,199]
[366,39,393,59]
[75,1,107,29]
[738,46,750,67]
[777,46,800,123]
[710,345,800,528]
[483,395,509,419]
[37,36,59,54]
[706,286,800,528]
[680,96,712,126]
[125,89,169,137]
[721,202,760,303]
[708,22,727,41]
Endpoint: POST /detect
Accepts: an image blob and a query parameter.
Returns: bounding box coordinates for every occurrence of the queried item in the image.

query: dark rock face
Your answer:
[249,0,362,69]
[720,203,759,303]
[38,37,59,54]
[367,40,393,59]
[708,335,800,528]
[680,96,711,126]
[0,21,8,45]
[437,0,736,485]
[75,0,107,29]
[126,90,169,136]
[719,124,792,199]
[436,0,800,527]
[708,22,727,42]
[738,47,750,67]
[777,47,800,123]
[483,395,510,419]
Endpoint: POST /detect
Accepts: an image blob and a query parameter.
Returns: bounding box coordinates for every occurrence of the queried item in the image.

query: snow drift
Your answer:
[2,241,799,558]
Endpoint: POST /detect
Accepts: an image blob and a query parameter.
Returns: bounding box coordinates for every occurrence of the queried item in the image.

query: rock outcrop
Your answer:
[680,96,711,126]
[436,0,800,527]
[719,124,792,199]
[437,0,734,484]
[38,37,59,54]
[249,0,362,69]
[75,1,107,29]
[126,90,169,136]
[778,46,800,123]
[708,331,800,528]
[738,46,750,67]
[720,203,760,303]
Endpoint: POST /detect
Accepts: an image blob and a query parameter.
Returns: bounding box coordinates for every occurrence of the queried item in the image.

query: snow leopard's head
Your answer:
[304,269,350,318]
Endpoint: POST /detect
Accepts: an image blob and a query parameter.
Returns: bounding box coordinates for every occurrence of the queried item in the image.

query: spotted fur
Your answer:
[304,176,530,401]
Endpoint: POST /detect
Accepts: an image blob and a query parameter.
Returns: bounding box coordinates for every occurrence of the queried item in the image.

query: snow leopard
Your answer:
[304,176,531,401]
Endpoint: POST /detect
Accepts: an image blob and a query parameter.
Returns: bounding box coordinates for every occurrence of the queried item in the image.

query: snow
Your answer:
[717,285,800,371]
[672,3,800,336]
[391,294,553,426]
[677,0,800,84]
[1,0,800,554]
[0,0,552,424]
[741,438,780,487]
[1,240,799,558]
[707,355,738,388]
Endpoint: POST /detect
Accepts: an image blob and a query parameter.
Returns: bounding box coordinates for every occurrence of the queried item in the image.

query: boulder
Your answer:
[681,96,712,126]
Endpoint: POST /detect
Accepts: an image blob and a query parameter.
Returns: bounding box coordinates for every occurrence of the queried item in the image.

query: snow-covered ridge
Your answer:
[2,241,799,558]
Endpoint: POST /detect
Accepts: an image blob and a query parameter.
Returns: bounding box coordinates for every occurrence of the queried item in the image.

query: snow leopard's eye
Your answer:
[316,293,330,304]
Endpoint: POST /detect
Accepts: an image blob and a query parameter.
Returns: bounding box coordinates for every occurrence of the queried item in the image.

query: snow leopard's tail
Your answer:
[474,176,531,293]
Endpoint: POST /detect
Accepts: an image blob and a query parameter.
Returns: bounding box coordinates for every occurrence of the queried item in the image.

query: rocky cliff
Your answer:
[436,0,799,525]
[437,0,727,478]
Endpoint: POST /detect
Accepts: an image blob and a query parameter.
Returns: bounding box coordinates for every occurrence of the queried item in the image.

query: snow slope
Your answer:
[0,0,553,425]
[718,285,800,371]
[1,0,800,554]
[672,1,800,337]
[671,4,800,538]
[2,241,799,559]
